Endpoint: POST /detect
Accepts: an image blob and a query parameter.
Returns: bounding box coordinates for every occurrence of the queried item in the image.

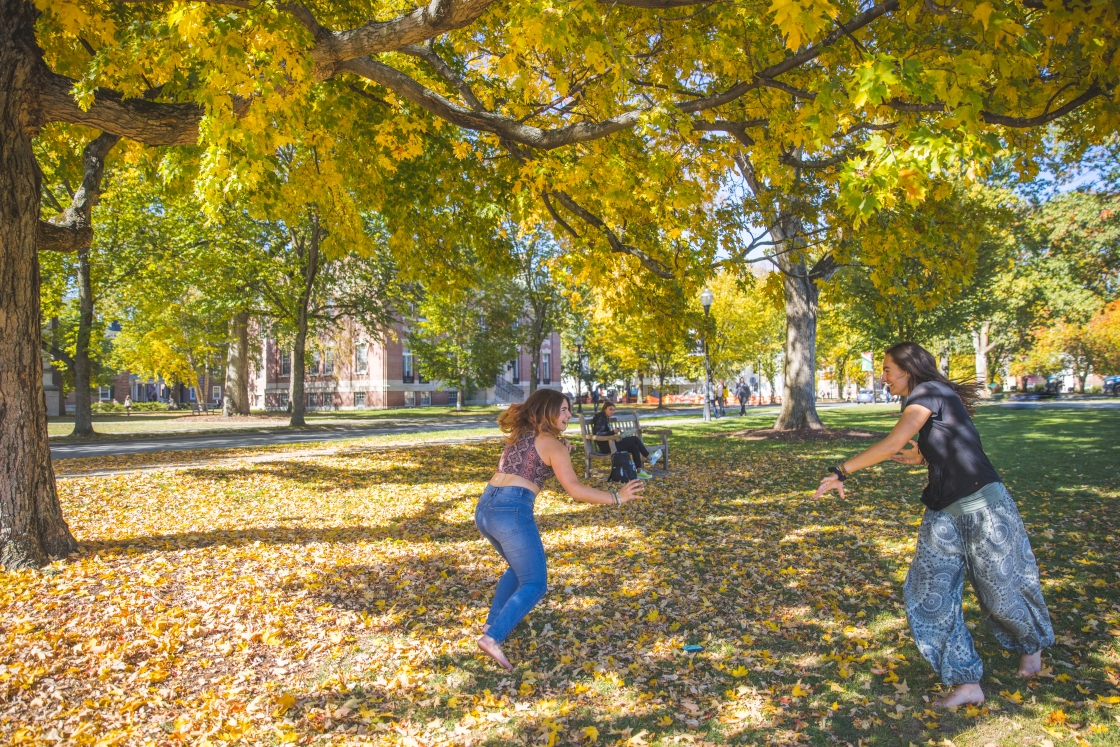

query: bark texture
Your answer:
[1,0,80,568]
[222,310,251,416]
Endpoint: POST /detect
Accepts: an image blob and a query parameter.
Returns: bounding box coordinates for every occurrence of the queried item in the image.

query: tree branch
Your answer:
[37,72,203,145]
[38,132,120,252]
[341,56,643,149]
[692,119,766,146]
[887,82,1106,127]
[547,190,675,278]
[778,148,855,169]
[310,0,500,78]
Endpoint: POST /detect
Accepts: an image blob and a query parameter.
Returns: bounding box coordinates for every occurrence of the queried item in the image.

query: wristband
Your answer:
[828,466,848,482]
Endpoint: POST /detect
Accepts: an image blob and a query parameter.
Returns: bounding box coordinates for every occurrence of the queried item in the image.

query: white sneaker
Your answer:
[649,449,662,467]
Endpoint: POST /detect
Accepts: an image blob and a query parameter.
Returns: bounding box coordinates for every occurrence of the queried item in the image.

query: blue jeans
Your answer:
[475,484,548,644]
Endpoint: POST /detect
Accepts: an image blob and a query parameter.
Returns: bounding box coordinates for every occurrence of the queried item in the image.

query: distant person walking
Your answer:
[591,401,662,479]
[124,395,132,416]
[812,342,1053,708]
[735,377,751,415]
[476,389,644,671]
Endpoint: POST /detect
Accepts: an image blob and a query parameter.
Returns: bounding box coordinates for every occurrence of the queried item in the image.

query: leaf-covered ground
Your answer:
[4,406,1119,746]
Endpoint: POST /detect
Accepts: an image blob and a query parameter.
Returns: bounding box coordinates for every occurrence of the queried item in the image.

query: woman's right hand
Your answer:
[619,479,645,503]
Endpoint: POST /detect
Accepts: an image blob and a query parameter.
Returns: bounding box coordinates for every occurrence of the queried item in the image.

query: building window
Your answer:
[212,385,221,401]
[307,392,319,408]
[279,392,289,408]
[419,391,432,407]
[281,351,291,376]
[355,391,366,408]
[189,387,197,402]
[511,358,520,385]
[310,350,321,375]
[540,353,551,385]
[402,346,414,384]
[417,355,426,384]
[355,343,368,375]
[404,390,416,407]
[323,350,335,376]
[98,385,115,401]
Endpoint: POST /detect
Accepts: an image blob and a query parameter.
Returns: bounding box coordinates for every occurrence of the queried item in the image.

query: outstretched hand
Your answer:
[619,479,645,503]
[890,439,923,465]
[813,473,845,500]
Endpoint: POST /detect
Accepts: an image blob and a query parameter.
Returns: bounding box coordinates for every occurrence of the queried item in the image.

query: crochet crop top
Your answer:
[497,433,555,489]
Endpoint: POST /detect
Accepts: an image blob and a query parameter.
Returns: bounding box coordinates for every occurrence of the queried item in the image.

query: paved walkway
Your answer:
[47,403,801,461]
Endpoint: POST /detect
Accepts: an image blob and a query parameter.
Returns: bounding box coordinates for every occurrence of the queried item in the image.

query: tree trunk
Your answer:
[638,372,645,404]
[773,267,824,430]
[222,310,251,416]
[288,216,320,427]
[529,349,539,394]
[167,378,179,408]
[938,345,950,377]
[71,243,95,436]
[972,321,995,394]
[0,2,80,568]
[458,372,466,411]
[290,323,308,426]
[657,368,666,410]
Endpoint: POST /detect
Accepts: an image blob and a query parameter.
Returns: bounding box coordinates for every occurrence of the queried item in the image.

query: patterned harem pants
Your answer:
[904,483,1054,685]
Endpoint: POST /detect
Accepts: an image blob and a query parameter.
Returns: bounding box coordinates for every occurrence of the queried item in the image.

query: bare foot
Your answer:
[1017,651,1043,678]
[478,635,513,671]
[933,683,985,709]
[482,624,490,633]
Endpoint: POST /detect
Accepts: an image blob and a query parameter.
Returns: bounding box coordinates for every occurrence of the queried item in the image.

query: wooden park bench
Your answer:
[576,409,671,479]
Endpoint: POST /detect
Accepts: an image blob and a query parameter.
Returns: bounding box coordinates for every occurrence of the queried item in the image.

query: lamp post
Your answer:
[700,288,714,423]
[573,334,584,413]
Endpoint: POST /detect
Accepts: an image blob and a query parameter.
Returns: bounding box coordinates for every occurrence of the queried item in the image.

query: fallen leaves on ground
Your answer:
[3,413,1119,745]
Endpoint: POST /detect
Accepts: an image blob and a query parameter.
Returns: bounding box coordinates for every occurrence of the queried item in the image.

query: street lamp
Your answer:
[700,288,714,423]
[573,334,584,413]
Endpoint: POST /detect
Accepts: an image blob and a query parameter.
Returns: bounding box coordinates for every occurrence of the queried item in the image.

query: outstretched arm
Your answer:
[813,404,932,499]
[538,437,643,505]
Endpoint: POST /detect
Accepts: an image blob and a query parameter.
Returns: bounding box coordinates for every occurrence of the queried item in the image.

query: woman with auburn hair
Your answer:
[476,388,644,670]
[813,342,1053,708]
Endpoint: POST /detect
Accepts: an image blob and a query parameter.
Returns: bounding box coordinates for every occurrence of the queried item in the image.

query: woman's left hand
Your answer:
[890,439,923,465]
[813,473,845,500]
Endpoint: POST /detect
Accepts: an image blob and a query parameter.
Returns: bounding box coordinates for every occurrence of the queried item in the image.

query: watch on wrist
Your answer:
[828,466,848,482]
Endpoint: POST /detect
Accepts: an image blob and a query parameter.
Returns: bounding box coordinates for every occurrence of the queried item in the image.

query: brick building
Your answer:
[253,321,563,410]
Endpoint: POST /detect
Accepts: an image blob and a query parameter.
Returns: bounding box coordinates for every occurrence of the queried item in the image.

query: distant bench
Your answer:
[576,410,671,479]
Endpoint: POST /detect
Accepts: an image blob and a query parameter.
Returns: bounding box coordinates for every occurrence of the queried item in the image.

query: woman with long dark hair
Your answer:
[813,342,1053,707]
[475,389,645,670]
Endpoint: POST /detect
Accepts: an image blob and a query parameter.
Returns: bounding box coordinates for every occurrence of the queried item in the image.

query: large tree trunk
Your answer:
[0,2,80,568]
[458,372,466,411]
[71,244,95,436]
[771,227,827,431]
[222,310,251,416]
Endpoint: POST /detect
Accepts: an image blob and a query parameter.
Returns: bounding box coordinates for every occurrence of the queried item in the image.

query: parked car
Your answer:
[1103,375,1120,395]
[856,389,876,404]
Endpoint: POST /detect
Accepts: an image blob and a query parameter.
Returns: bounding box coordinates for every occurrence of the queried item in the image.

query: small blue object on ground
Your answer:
[682,644,704,652]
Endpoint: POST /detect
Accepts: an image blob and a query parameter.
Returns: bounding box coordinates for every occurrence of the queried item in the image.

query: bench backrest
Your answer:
[610,411,642,439]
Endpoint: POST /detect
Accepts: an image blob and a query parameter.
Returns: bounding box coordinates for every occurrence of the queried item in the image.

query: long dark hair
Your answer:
[497,389,570,443]
[884,341,982,416]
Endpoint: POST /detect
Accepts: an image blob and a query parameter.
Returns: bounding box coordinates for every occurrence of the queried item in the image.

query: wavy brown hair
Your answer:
[497,388,570,444]
[884,341,982,416]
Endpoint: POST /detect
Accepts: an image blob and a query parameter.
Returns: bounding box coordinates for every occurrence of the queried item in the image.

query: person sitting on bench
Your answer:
[591,402,662,478]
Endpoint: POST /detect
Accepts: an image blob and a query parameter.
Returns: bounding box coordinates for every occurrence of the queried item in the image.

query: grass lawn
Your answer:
[5,405,1118,745]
